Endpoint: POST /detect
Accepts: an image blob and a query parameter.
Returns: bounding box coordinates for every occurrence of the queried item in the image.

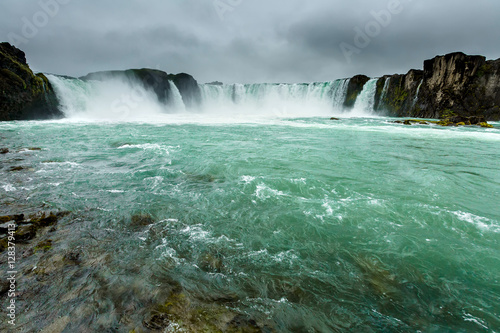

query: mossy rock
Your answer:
[0,214,24,223]
[31,212,59,227]
[479,122,494,128]
[16,224,37,241]
[0,238,8,252]
[34,239,52,253]
[143,292,266,332]
[440,109,456,118]
[401,119,426,125]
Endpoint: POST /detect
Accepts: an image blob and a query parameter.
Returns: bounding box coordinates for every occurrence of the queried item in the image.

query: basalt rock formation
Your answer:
[0,43,62,121]
[344,75,370,109]
[374,52,500,120]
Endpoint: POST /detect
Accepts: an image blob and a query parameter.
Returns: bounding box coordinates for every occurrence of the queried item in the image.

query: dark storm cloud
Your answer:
[1,0,499,83]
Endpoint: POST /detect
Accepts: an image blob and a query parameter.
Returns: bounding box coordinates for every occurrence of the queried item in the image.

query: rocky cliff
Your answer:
[80,69,202,108]
[372,52,500,120]
[0,43,62,121]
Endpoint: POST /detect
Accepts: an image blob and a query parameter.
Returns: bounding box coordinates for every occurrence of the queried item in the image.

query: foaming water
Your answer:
[48,75,376,122]
[2,110,499,331]
[47,75,167,121]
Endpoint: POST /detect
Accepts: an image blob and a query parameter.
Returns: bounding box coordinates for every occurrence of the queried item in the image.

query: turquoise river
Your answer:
[1,115,499,332]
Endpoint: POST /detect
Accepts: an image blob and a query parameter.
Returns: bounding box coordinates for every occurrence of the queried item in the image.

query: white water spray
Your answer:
[168,81,186,111]
[353,78,378,114]
[47,75,166,121]
[47,75,378,122]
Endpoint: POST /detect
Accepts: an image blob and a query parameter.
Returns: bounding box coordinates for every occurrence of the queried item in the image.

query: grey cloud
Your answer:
[1,0,499,83]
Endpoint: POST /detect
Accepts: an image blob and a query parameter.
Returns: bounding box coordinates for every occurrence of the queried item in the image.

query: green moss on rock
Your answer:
[479,122,494,128]
[0,42,62,121]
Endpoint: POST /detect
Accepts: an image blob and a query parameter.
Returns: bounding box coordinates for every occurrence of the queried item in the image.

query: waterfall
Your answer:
[413,80,423,107]
[168,81,186,111]
[378,78,391,110]
[47,74,380,120]
[198,79,352,114]
[47,74,166,120]
[331,78,350,110]
[353,78,378,112]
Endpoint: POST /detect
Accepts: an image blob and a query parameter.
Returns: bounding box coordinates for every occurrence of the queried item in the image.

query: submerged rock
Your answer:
[394,119,429,125]
[0,211,69,252]
[16,224,37,241]
[227,315,262,333]
[34,239,53,252]
[0,214,24,223]
[130,213,155,228]
[140,291,268,332]
[9,165,26,171]
[395,115,495,128]
[0,148,8,154]
[199,252,224,273]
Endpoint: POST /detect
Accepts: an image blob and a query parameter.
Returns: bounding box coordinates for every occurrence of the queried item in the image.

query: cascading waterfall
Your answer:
[47,74,378,120]
[353,78,378,113]
[47,74,166,120]
[168,80,186,111]
[198,79,355,117]
[378,77,391,110]
[331,78,350,109]
[413,79,423,107]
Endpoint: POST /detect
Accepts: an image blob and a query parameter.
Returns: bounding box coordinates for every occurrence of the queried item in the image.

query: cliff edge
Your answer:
[374,52,500,120]
[0,43,62,121]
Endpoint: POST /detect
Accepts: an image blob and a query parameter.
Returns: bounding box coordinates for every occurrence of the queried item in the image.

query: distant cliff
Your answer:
[366,52,500,120]
[0,43,62,121]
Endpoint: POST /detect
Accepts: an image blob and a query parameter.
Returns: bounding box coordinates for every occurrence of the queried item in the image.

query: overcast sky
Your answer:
[1,0,499,83]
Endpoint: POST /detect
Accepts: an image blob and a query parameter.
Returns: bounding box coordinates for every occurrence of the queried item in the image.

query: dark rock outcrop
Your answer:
[80,69,201,108]
[171,73,202,107]
[0,43,62,121]
[373,52,500,120]
[344,75,370,109]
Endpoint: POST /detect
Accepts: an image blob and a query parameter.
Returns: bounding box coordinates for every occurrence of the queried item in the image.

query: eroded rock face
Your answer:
[375,52,500,120]
[0,43,62,121]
